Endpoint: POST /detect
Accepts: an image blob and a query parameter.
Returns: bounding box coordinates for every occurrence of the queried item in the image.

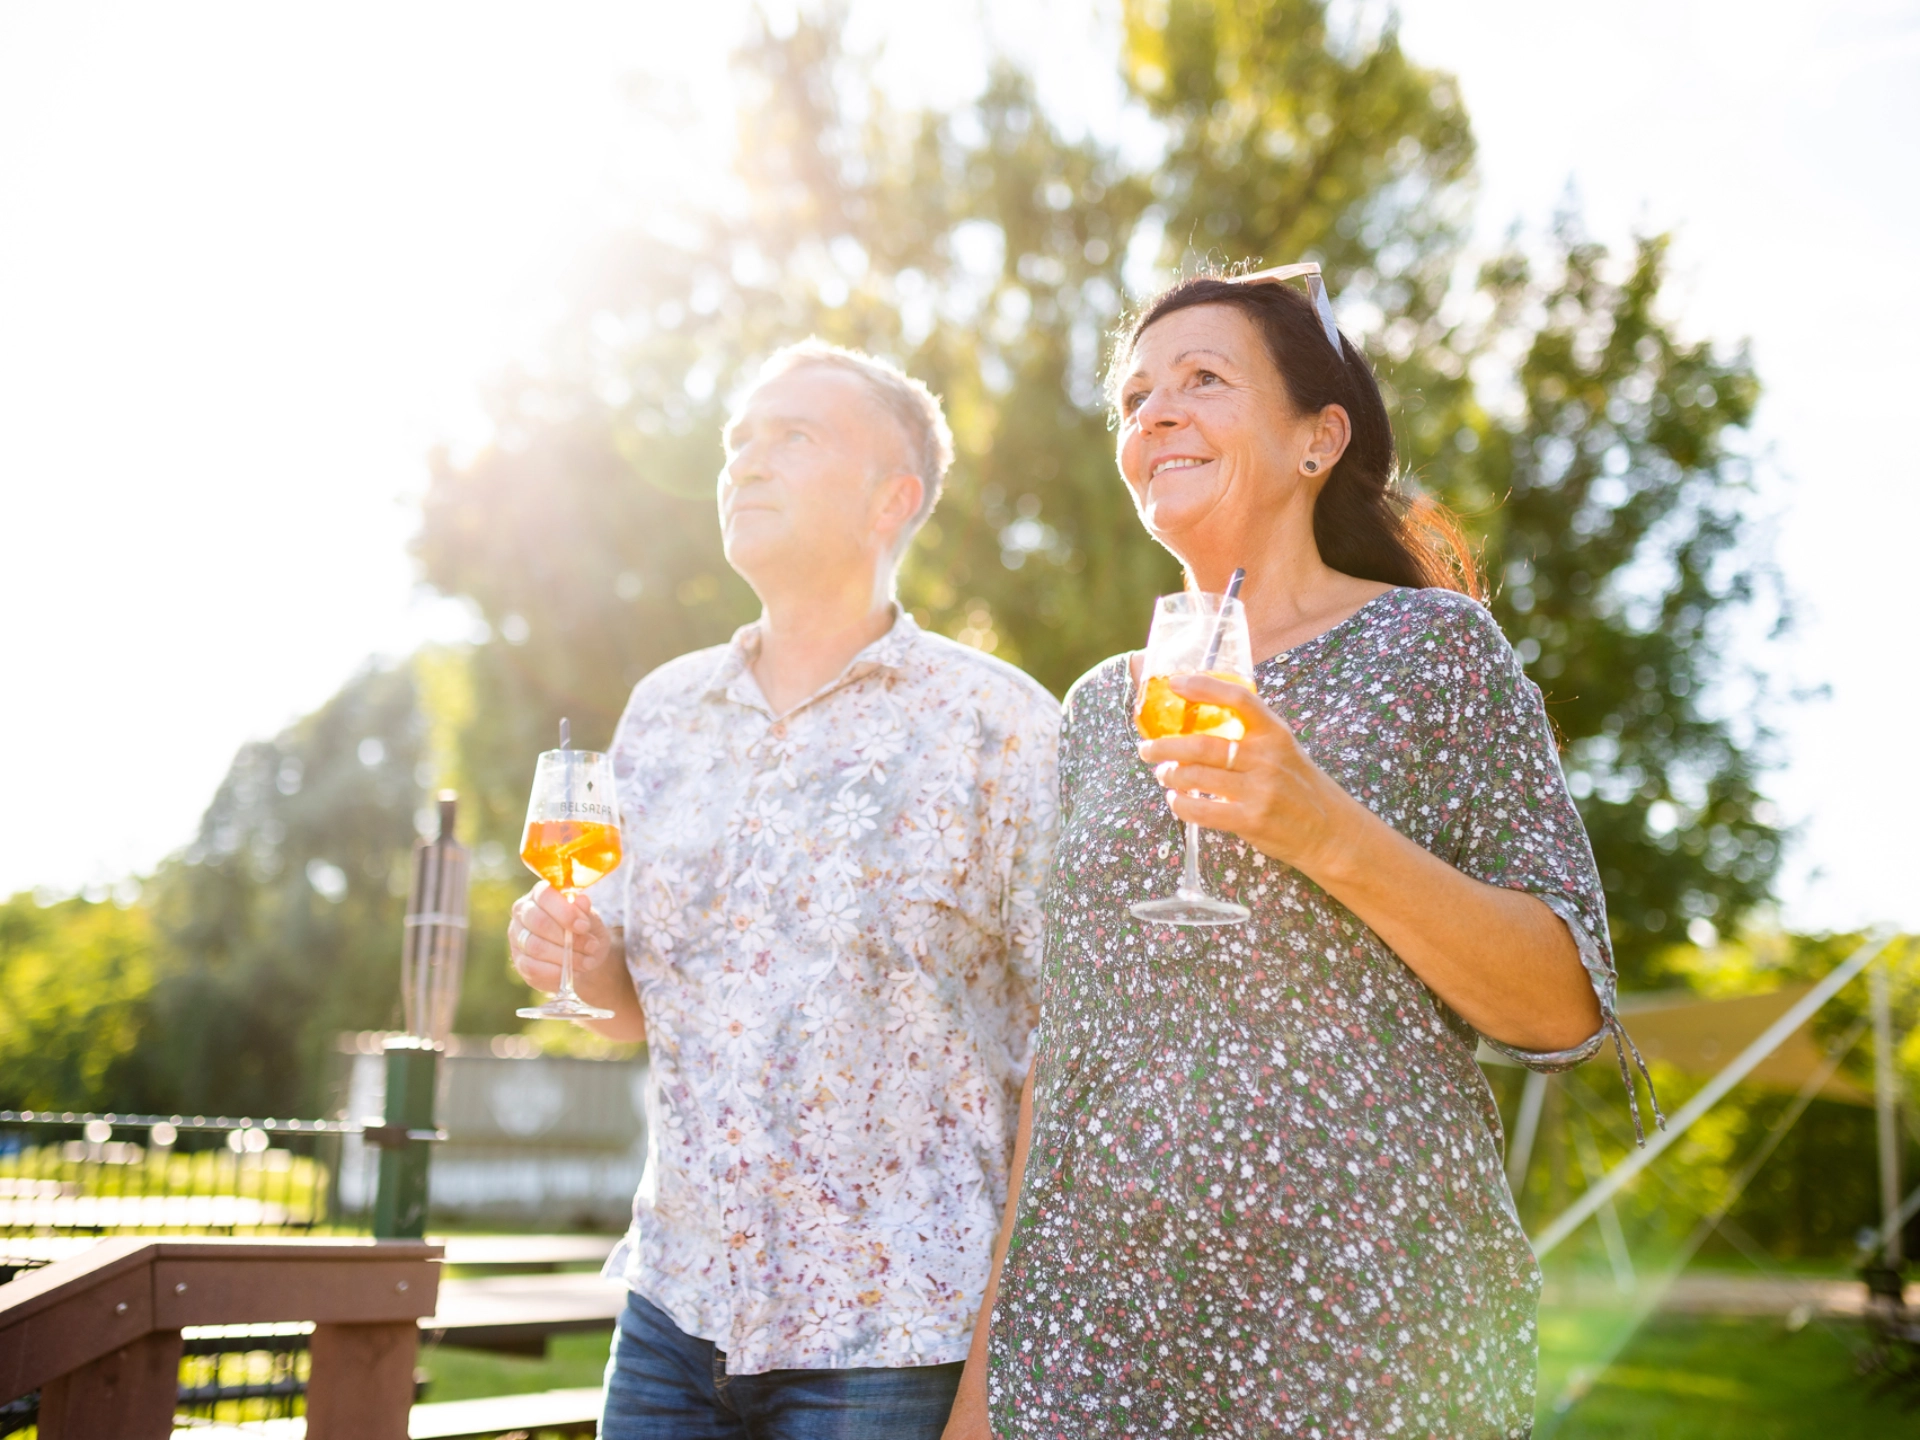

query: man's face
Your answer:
[718,366,917,592]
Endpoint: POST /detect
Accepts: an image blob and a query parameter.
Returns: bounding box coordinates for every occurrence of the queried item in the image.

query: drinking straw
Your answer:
[1200,568,1247,671]
[559,717,571,750]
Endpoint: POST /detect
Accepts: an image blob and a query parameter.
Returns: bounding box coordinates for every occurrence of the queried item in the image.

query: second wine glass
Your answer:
[516,739,623,1020]
[1130,591,1255,927]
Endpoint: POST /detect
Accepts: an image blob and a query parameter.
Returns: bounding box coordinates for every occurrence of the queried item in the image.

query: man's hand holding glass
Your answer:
[508,877,646,1042]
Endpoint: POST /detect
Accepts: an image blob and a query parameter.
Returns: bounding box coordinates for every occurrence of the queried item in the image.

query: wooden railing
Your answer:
[0,1235,441,1439]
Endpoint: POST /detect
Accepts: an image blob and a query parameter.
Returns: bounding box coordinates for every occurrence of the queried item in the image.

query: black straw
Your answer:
[1200,568,1247,671]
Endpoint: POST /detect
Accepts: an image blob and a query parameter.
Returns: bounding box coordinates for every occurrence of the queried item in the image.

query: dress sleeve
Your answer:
[1441,602,1615,1072]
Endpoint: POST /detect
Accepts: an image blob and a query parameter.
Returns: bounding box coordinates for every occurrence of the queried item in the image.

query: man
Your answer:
[508,340,1059,1440]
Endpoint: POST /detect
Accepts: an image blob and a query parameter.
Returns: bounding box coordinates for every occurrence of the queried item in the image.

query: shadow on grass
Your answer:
[1543,1314,1911,1438]
[418,1329,610,1403]
[415,1306,1915,1435]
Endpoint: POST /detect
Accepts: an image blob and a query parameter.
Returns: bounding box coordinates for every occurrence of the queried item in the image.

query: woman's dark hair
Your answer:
[1116,275,1481,598]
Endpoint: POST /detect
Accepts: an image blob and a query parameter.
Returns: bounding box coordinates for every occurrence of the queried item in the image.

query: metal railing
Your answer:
[177,1324,313,1425]
[0,1116,389,1430]
[0,1111,359,1240]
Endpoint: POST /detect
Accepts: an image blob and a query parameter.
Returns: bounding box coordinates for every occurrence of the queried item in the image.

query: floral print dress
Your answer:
[987,587,1617,1439]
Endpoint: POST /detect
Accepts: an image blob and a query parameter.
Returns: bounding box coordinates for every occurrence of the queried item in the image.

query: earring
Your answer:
[1303,460,1319,473]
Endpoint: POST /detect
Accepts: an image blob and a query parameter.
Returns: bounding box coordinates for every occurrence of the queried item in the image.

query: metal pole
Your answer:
[1571,1111,1636,1294]
[1532,928,1892,1259]
[1882,1178,1920,1248]
[1507,1070,1548,1194]
[372,1038,438,1239]
[371,793,467,1238]
[1872,958,1903,1267]
[1537,1013,1871,1429]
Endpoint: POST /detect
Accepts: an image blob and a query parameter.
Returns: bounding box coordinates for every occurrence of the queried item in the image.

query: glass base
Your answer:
[517,996,615,1020]
[1130,891,1251,927]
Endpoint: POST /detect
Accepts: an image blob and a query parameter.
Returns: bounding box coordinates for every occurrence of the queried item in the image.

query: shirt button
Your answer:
[769,723,787,740]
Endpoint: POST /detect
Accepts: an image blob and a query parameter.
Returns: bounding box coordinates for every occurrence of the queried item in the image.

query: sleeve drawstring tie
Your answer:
[1609,1013,1667,1147]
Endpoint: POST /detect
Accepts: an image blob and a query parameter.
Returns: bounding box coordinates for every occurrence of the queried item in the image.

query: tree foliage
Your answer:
[1458,232,1781,979]
[0,893,157,1111]
[411,1,1483,824]
[415,0,1782,986]
[5,0,1790,1120]
[133,663,428,1115]
[1,653,625,1116]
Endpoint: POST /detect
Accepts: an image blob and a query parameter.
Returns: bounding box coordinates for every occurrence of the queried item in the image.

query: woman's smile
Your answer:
[1149,454,1214,480]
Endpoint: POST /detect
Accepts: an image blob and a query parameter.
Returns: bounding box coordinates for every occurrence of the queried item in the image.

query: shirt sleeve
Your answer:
[1441,601,1615,1072]
[594,684,642,935]
[988,688,1061,1070]
[594,852,630,933]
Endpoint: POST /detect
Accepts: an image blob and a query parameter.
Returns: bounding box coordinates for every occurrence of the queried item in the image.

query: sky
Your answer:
[0,0,1914,931]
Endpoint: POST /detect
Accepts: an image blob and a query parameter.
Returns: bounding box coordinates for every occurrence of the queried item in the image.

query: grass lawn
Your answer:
[417,1330,612,1403]
[1543,1314,1913,1438]
[411,1304,1919,1436]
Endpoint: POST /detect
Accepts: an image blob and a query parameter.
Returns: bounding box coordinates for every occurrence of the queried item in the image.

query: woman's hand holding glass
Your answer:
[1129,590,1255,924]
[1136,673,1356,877]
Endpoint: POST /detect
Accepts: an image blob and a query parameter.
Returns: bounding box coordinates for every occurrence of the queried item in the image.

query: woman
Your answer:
[944,271,1642,1439]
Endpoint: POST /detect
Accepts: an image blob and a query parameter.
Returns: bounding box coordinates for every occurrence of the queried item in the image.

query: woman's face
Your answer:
[1115,302,1337,559]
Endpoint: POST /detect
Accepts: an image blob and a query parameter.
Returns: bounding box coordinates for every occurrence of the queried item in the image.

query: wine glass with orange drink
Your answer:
[1130,575,1255,926]
[516,719,624,1020]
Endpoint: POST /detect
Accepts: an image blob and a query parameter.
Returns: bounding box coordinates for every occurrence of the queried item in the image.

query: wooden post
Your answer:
[36,1329,182,1440]
[1,1238,440,1438]
[307,1321,421,1440]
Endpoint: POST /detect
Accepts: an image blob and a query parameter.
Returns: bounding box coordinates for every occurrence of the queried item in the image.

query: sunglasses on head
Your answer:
[1226,262,1344,361]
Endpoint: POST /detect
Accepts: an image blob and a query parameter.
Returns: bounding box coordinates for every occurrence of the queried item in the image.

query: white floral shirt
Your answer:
[595,610,1060,1374]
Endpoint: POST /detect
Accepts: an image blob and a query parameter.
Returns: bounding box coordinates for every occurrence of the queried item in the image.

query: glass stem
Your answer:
[1180,820,1205,897]
[557,891,579,1001]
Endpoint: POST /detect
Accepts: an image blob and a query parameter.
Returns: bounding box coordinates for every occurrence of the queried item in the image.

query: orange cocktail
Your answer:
[520,819,623,892]
[1134,670,1252,743]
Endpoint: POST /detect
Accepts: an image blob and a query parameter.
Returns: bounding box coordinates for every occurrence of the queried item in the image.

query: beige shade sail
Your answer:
[1481,983,1872,1104]
[1607,985,1872,1104]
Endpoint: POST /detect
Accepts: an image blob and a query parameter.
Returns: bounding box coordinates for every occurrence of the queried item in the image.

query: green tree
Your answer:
[413,0,1782,984]
[1116,5,1782,977]
[1,647,631,1118]
[1451,230,1782,981]
[138,663,427,1115]
[413,1,1481,833]
[1123,0,1481,482]
[1,1,1793,1121]
[0,892,158,1111]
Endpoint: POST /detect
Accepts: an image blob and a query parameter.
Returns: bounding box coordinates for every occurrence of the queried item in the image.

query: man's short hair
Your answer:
[753,339,954,539]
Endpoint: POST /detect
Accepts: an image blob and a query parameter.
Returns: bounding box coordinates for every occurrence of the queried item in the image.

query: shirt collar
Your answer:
[701,606,920,713]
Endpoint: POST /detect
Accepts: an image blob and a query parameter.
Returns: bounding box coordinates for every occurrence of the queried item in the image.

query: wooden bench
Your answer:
[435,1234,617,1271]
[4,1233,626,1358]
[165,1386,603,1439]
[0,1236,441,1440]
[408,1385,602,1438]
[427,1270,625,1355]
[421,1234,623,1356]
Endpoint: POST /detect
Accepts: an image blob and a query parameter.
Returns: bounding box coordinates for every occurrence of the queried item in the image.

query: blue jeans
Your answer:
[601,1290,965,1440]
